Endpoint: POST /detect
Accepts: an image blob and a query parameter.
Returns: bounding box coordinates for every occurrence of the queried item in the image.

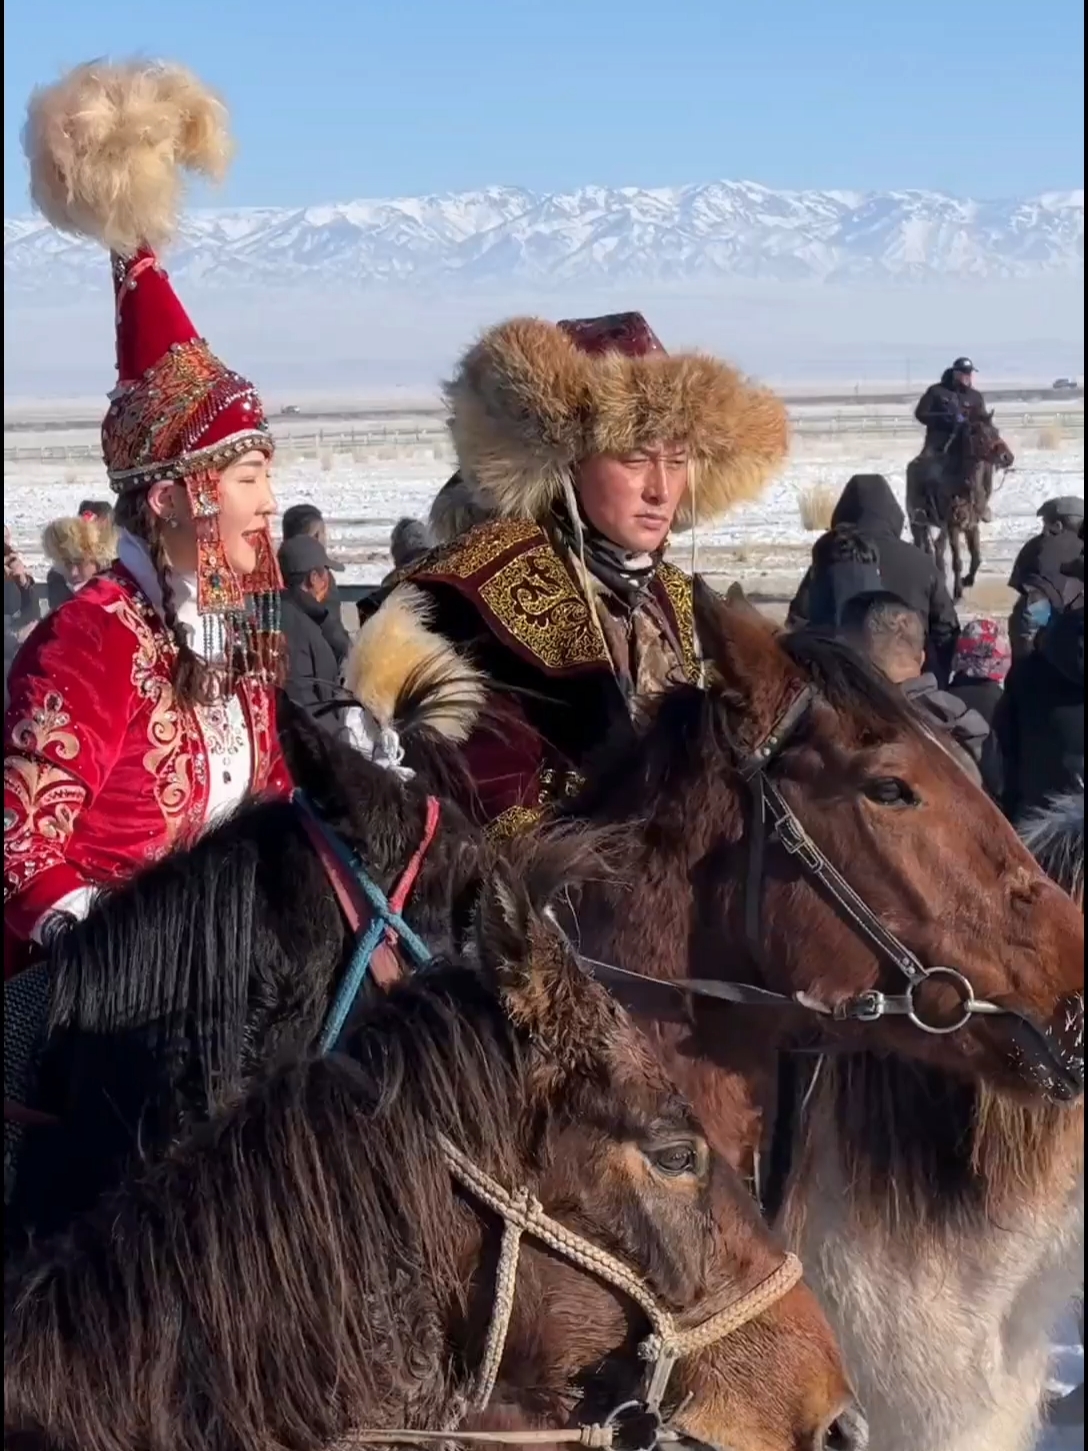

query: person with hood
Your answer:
[993,526,1085,821]
[914,358,988,454]
[947,618,1011,727]
[1007,496,1085,660]
[348,311,789,834]
[788,473,960,677]
[794,524,882,632]
[841,592,992,787]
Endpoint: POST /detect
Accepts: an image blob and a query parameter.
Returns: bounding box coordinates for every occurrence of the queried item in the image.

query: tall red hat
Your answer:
[23,59,279,621]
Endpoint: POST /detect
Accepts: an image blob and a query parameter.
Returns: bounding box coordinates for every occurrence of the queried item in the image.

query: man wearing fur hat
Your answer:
[353,313,787,834]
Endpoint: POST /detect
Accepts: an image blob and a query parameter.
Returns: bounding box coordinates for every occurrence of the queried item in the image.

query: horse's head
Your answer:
[970,411,1015,470]
[472,838,864,1451]
[630,585,1083,1104]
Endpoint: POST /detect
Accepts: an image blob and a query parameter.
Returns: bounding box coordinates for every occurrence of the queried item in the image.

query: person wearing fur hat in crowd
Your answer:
[947,618,1011,727]
[41,514,116,612]
[348,312,788,834]
[4,60,292,980]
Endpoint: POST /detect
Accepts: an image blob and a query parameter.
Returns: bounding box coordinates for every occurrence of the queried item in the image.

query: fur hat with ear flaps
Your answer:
[446,312,790,531]
[22,58,281,657]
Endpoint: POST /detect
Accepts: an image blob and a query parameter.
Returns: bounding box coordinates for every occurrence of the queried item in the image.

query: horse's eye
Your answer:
[646,1143,699,1177]
[863,777,918,807]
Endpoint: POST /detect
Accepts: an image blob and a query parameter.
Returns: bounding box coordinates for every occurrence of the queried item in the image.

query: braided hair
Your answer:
[112,488,212,709]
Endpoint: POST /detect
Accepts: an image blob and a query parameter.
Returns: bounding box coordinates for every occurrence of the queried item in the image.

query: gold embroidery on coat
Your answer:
[656,563,700,683]
[486,803,545,841]
[106,592,198,844]
[4,691,85,895]
[478,547,610,670]
[427,519,542,580]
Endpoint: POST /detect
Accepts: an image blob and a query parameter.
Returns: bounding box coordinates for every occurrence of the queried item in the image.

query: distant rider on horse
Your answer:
[352,312,788,837]
[914,357,992,519]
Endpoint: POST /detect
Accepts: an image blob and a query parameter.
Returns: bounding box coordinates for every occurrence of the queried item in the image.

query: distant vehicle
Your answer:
[1052,378,1080,391]
[280,404,302,415]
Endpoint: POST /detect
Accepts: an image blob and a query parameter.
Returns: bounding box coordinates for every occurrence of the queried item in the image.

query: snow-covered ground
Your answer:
[5,428,1082,591]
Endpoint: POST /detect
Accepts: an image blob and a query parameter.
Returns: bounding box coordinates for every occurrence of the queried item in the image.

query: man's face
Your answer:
[308,566,331,604]
[953,369,974,388]
[575,443,687,553]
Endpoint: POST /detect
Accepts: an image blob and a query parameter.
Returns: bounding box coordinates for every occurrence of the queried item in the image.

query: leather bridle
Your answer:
[581,681,1083,1100]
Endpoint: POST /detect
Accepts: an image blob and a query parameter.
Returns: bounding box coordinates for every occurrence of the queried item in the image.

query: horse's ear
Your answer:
[723,579,777,628]
[694,575,795,712]
[476,860,615,1079]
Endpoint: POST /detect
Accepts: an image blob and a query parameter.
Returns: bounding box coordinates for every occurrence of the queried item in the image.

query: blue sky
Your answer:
[4,0,1083,215]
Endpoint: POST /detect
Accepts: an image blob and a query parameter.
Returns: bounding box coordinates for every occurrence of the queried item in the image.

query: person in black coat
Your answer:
[282,502,348,659]
[914,358,988,454]
[797,524,883,632]
[789,473,961,679]
[277,534,351,735]
[992,535,1084,821]
[1007,496,1085,660]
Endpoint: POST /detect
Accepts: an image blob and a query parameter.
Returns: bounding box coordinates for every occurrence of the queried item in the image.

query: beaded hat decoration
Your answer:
[23,59,283,651]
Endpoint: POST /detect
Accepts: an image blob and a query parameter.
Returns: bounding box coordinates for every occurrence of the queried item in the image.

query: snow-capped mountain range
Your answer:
[4,180,1083,294]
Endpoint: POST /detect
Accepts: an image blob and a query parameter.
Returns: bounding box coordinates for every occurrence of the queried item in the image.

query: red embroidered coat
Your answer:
[3,564,290,977]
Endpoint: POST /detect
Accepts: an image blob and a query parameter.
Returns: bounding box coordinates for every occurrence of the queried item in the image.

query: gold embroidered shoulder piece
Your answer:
[655,562,701,683]
[412,520,611,675]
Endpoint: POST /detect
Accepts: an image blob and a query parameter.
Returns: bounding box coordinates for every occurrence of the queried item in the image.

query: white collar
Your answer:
[118,530,226,662]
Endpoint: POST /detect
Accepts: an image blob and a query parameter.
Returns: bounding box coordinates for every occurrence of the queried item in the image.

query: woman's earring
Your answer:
[165,516,179,531]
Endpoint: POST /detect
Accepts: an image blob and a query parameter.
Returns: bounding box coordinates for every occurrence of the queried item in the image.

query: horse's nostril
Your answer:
[816,1399,869,1451]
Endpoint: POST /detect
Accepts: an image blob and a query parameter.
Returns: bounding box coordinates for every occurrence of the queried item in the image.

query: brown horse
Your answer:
[906,412,1015,599]
[4,840,862,1451]
[540,585,1083,1451]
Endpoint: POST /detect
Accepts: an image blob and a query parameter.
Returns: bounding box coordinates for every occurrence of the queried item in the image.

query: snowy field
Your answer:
[5,421,1083,601]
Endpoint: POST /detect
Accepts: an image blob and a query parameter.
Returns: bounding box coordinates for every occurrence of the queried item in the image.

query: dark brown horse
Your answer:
[548,585,1083,1451]
[5,842,862,1451]
[4,696,490,1249]
[906,412,1015,599]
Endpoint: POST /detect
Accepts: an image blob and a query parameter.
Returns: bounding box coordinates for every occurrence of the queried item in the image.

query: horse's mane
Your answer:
[39,714,487,1159]
[571,628,923,829]
[1020,789,1085,905]
[5,964,539,1450]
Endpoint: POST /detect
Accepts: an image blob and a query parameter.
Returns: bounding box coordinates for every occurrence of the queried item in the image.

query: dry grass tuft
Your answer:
[1036,424,1064,451]
[798,484,837,532]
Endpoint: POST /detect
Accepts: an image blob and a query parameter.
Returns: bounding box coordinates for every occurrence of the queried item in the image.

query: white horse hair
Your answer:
[781,789,1084,1451]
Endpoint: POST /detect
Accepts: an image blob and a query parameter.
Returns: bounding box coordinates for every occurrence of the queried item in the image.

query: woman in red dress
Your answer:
[4,60,292,976]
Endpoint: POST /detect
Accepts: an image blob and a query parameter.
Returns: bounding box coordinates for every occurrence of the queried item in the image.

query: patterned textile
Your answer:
[401,519,700,825]
[953,618,1012,682]
[3,565,289,973]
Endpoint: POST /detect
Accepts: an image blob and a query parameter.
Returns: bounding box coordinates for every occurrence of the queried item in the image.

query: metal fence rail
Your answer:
[5,409,1082,463]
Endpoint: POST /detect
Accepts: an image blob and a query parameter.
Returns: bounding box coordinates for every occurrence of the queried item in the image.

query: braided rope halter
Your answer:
[332,1138,803,1451]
